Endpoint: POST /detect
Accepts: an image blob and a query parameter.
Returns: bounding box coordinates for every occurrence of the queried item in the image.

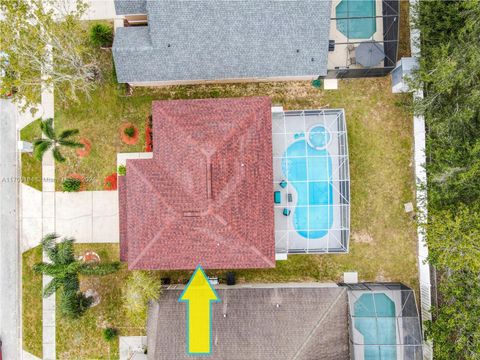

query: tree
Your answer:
[426,205,480,273]
[0,0,100,111]
[33,233,120,318]
[425,271,480,360]
[412,1,480,358]
[32,118,84,162]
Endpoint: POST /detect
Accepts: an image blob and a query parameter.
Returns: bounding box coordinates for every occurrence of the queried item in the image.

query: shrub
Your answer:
[62,177,82,192]
[123,271,161,326]
[118,164,126,176]
[124,125,135,138]
[89,23,113,48]
[60,290,93,318]
[102,327,118,342]
[103,173,117,190]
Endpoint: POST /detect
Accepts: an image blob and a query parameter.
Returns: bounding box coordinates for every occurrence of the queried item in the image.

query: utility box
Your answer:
[392,57,419,93]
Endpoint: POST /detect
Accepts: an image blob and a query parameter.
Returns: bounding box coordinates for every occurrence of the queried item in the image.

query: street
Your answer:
[0,99,21,360]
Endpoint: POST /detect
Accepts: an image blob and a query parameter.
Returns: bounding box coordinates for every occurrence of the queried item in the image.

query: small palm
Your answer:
[32,118,84,162]
[33,233,120,317]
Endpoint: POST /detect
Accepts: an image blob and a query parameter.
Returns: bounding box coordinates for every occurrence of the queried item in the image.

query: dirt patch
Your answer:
[351,231,374,244]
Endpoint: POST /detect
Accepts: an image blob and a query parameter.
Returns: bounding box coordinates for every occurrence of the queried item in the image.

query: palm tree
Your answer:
[33,233,120,318]
[32,118,84,162]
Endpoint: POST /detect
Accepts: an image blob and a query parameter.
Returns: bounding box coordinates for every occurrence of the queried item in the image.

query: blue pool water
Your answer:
[336,0,377,39]
[354,293,397,360]
[282,126,333,239]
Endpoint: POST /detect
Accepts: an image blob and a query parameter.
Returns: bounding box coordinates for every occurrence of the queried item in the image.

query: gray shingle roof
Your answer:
[147,285,349,360]
[114,0,147,15]
[113,1,332,83]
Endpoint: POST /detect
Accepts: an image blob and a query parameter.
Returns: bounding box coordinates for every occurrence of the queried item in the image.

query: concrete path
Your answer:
[41,80,56,360]
[22,350,42,360]
[0,99,21,360]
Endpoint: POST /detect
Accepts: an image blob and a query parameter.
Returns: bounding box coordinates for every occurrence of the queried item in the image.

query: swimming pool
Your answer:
[282,125,333,239]
[336,0,376,39]
[354,293,397,359]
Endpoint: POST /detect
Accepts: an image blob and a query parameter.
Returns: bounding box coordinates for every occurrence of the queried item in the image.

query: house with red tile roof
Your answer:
[119,97,275,270]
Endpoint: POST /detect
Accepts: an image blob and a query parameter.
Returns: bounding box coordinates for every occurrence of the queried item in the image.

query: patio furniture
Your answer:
[287,193,293,202]
[279,180,287,188]
[274,191,281,204]
[356,41,385,67]
[348,56,356,66]
[329,40,335,51]
[283,208,291,216]
[347,44,355,52]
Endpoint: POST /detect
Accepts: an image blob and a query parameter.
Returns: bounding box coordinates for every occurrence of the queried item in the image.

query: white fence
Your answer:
[409,0,433,358]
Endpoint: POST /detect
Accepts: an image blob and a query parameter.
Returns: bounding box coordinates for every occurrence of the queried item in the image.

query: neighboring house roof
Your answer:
[112,0,331,83]
[119,97,275,270]
[114,0,146,15]
[147,285,349,360]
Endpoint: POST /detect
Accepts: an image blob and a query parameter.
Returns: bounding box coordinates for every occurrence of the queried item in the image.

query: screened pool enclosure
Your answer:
[345,283,424,360]
[327,0,400,78]
[272,109,350,254]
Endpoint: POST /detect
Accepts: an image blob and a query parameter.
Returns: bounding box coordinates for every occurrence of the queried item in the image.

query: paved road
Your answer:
[0,99,21,360]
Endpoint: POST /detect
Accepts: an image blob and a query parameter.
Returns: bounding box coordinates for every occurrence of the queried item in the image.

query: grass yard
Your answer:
[20,119,43,191]
[22,246,43,358]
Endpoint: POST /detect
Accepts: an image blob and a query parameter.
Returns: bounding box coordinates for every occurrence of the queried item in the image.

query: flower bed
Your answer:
[145,115,153,152]
[119,122,139,145]
[103,173,117,190]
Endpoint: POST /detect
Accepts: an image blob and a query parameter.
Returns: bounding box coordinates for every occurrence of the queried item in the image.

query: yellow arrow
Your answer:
[179,265,220,355]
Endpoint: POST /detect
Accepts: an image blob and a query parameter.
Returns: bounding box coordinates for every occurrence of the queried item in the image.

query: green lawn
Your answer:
[20,119,43,191]
[22,246,43,358]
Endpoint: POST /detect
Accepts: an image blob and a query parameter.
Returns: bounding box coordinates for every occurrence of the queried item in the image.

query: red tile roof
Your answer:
[119,97,275,270]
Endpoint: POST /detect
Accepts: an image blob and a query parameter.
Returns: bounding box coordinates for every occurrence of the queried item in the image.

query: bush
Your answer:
[123,271,161,326]
[60,290,93,318]
[102,327,118,342]
[124,125,135,138]
[118,164,126,176]
[62,177,81,192]
[89,23,113,48]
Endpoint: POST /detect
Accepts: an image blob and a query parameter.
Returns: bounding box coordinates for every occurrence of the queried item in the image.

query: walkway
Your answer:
[0,99,21,360]
[41,73,56,360]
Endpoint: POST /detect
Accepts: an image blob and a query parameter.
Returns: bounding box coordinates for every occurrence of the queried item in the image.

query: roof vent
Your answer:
[183,211,201,217]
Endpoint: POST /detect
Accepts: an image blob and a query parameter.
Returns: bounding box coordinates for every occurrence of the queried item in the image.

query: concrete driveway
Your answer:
[0,99,21,360]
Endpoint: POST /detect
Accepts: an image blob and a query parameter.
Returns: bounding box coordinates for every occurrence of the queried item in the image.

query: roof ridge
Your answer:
[290,287,347,360]
[128,160,175,213]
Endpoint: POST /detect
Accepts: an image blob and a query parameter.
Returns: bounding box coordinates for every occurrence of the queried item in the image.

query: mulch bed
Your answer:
[76,138,92,157]
[119,122,139,145]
